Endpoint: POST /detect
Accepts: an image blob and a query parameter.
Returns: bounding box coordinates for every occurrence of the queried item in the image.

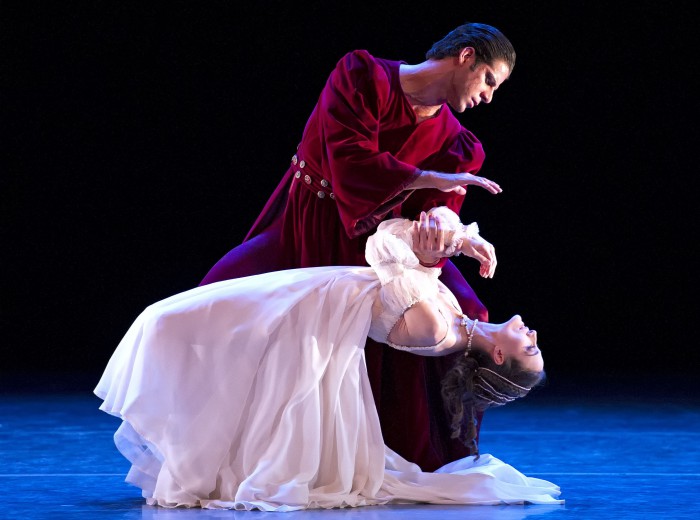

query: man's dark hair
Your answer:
[426,22,516,72]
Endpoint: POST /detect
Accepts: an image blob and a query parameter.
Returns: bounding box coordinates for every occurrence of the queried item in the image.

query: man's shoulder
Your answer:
[333,50,393,88]
[337,49,384,69]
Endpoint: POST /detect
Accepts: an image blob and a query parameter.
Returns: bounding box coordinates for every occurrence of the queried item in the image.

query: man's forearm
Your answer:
[406,169,437,190]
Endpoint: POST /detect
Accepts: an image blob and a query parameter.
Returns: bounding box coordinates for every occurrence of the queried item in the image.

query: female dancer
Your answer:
[95,207,561,510]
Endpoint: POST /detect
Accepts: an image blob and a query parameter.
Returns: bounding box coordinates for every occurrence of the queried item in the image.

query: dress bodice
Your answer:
[365,210,470,352]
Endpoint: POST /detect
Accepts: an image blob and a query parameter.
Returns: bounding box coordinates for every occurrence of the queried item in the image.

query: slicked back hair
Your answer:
[426,22,516,73]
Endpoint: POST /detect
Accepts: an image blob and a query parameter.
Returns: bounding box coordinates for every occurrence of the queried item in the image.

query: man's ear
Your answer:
[458,47,475,64]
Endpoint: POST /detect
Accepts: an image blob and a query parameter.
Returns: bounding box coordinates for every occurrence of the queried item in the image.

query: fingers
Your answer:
[436,217,445,252]
[482,258,496,278]
[431,215,446,255]
[473,177,501,195]
[463,174,502,194]
[468,251,492,278]
[466,238,497,278]
[478,243,497,278]
[431,172,502,195]
[485,178,502,194]
[418,211,428,250]
[447,185,467,196]
[416,211,446,256]
[489,251,497,277]
[479,263,489,278]
[411,220,420,245]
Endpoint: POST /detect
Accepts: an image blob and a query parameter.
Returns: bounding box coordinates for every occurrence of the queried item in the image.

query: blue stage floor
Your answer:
[2,377,699,519]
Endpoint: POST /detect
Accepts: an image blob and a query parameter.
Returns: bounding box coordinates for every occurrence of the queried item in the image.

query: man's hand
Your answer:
[409,170,502,196]
[460,235,497,278]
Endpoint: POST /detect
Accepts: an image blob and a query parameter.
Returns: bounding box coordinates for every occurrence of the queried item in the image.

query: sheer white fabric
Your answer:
[95,210,562,510]
[365,218,442,348]
[365,213,470,352]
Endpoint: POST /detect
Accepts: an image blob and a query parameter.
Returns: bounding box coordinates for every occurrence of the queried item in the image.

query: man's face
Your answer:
[449,53,510,113]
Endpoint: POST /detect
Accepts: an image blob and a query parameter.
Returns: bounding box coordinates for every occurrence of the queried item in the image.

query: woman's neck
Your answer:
[461,317,497,351]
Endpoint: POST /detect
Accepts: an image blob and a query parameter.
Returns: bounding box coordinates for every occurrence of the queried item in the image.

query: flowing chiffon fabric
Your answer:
[95,217,562,510]
[200,51,490,473]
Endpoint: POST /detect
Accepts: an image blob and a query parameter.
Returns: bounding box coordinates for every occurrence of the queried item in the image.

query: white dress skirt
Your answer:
[95,216,563,511]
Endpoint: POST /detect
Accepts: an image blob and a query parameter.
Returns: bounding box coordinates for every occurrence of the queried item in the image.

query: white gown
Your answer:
[95,216,563,511]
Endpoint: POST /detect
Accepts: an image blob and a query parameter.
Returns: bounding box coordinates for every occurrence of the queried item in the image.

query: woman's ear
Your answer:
[491,345,506,365]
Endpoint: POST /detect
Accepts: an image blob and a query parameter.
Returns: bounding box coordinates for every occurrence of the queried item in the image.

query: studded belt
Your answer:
[290,153,335,200]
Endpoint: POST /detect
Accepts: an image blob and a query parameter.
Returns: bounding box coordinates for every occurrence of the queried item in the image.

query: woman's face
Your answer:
[493,315,544,372]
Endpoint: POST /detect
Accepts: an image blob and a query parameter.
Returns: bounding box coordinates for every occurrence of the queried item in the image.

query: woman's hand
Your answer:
[412,211,455,267]
[460,235,497,278]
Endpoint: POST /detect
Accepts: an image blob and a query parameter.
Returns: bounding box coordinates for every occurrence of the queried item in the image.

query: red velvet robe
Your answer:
[201,50,488,471]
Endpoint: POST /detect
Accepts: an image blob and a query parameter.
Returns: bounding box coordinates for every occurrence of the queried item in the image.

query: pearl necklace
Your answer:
[460,315,479,355]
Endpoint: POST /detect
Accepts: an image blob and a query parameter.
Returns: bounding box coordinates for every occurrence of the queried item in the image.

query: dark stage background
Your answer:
[2,1,697,393]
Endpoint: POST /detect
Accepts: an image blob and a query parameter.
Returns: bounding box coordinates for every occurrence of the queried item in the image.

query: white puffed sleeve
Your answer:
[365,218,441,345]
[365,208,479,345]
[365,219,419,282]
[424,206,480,257]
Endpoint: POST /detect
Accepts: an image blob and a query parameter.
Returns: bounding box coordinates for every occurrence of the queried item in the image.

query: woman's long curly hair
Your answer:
[441,348,545,457]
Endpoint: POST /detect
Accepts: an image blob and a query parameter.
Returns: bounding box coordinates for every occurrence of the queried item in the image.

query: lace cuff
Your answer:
[365,207,482,278]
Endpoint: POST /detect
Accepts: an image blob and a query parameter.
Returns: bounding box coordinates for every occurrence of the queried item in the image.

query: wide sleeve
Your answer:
[319,50,421,239]
[402,128,486,219]
[400,127,486,267]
